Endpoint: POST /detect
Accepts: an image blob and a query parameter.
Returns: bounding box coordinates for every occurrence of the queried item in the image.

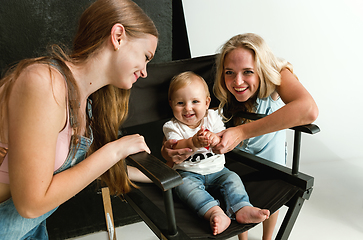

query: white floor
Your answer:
[68,135,363,240]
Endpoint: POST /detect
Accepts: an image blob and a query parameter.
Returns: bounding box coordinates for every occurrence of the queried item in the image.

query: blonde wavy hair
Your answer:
[0,0,158,196]
[213,33,293,125]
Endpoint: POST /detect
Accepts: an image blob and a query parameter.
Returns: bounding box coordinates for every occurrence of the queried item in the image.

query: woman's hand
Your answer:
[112,134,150,161]
[212,126,244,154]
[161,139,193,167]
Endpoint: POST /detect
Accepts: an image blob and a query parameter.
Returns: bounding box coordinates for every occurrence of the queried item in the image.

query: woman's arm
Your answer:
[8,65,150,218]
[127,166,151,183]
[213,69,319,154]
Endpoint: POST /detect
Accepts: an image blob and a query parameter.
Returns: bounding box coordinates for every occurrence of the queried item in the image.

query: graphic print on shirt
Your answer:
[186,151,215,163]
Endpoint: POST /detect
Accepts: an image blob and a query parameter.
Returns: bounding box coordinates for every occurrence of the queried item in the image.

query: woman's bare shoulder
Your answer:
[14,63,68,104]
[8,63,68,130]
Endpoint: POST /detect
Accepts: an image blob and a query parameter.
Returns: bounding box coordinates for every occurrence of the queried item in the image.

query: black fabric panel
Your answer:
[0,0,172,76]
[0,0,91,75]
[172,0,191,60]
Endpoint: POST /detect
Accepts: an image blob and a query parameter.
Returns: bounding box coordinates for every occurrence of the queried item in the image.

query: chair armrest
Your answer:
[126,152,183,191]
[291,124,320,134]
[234,111,320,175]
[235,112,320,134]
[227,149,314,191]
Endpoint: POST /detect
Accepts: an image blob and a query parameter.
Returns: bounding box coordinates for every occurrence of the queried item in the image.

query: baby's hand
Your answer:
[194,127,221,149]
[193,126,210,148]
[202,129,221,148]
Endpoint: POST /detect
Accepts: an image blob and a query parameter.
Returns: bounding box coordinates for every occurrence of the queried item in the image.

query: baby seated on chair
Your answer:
[163,71,270,235]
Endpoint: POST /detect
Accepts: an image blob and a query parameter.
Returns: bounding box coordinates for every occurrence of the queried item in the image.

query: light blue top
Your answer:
[235,96,286,166]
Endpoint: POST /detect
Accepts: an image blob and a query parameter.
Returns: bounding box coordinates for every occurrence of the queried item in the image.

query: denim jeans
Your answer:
[0,134,92,240]
[175,167,253,218]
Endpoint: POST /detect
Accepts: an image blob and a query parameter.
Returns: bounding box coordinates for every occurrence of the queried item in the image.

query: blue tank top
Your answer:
[235,96,287,166]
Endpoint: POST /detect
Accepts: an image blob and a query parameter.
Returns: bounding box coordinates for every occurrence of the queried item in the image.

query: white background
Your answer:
[182,0,363,164]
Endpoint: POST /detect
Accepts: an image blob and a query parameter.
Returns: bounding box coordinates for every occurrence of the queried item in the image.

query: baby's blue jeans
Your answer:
[175,167,253,218]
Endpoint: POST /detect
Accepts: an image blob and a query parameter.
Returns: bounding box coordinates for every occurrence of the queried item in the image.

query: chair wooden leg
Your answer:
[275,195,305,240]
[163,189,178,236]
[102,187,117,240]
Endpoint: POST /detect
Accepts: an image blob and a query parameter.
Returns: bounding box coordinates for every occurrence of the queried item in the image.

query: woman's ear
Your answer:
[110,23,126,51]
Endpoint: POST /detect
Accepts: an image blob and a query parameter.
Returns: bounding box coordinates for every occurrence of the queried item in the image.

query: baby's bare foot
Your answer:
[204,206,231,235]
[210,211,231,235]
[235,206,270,224]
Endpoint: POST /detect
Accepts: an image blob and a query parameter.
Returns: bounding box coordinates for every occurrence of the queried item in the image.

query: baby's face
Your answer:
[169,80,210,129]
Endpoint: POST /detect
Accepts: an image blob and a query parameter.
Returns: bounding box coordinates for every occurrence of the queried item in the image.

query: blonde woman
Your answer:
[0,0,157,238]
[213,33,319,240]
[162,33,318,240]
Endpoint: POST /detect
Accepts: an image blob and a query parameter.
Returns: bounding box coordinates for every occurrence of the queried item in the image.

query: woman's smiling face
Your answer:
[224,47,260,102]
[111,33,158,89]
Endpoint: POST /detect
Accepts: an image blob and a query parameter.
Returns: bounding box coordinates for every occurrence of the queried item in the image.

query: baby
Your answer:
[163,71,270,235]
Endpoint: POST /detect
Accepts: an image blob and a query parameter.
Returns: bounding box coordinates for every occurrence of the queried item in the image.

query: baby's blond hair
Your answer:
[168,71,210,101]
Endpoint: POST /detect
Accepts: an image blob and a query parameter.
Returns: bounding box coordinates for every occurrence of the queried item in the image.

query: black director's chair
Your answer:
[117,54,319,240]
